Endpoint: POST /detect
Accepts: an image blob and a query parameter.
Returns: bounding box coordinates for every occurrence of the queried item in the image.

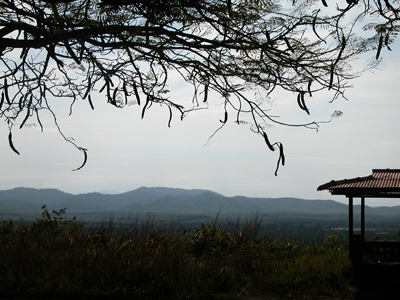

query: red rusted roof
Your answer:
[318,169,400,197]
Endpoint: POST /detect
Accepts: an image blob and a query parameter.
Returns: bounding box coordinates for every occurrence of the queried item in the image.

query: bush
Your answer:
[0,207,355,299]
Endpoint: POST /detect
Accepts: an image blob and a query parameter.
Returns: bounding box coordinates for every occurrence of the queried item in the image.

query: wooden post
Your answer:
[349,196,354,261]
[349,196,353,239]
[361,197,365,241]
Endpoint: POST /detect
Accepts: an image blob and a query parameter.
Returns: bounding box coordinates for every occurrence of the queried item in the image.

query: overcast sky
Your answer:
[1,26,400,207]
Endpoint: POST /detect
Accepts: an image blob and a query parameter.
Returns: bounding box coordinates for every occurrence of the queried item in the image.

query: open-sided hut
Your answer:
[318,169,400,263]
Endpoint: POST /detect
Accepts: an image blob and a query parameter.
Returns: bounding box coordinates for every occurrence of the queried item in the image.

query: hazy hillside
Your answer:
[0,187,73,205]
[1,187,400,220]
[0,187,223,213]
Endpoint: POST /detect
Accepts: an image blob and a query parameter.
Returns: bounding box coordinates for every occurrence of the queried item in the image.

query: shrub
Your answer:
[0,207,355,299]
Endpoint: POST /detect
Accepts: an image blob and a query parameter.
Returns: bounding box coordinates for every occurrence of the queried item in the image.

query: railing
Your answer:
[364,241,400,262]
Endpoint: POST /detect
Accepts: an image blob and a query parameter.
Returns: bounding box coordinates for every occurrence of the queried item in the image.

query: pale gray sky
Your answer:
[1,22,400,207]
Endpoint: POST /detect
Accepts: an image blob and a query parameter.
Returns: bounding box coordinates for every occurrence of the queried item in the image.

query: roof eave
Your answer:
[328,188,400,198]
[317,175,374,191]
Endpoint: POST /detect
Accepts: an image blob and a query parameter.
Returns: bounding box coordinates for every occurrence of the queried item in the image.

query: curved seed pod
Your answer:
[297,91,309,114]
[132,81,141,106]
[73,148,87,171]
[312,10,326,43]
[0,92,4,110]
[82,76,91,100]
[99,82,107,93]
[4,78,10,105]
[123,81,128,95]
[167,105,172,127]
[42,82,47,101]
[308,80,312,97]
[220,111,228,123]
[300,92,310,115]
[18,96,24,110]
[279,143,285,166]
[265,30,271,43]
[203,83,209,103]
[297,92,304,110]
[88,94,94,110]
[106,85,113,105]
[376,35,383,59]
[262,131,275,152]
[329,35,346,90]
[108,77,114,87]
[20,31,28,59]
[141,95,150,119]
[123,81,128,105]
[328,68,334,90]
[20,95,33,129]
[274,143,285,176]
[385,34,392,51]
[34,108,43,132]
[321,0,328,6]
[8,131,20,155]
[112,87,118,105]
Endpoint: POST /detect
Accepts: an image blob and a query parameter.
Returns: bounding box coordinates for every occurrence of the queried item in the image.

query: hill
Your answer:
[2,187,400,224]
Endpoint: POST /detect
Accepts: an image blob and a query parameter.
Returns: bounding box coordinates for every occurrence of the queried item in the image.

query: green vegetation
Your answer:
[0,207,355,299]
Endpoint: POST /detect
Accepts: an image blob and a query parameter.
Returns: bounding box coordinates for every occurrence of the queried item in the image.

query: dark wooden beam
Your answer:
[361,196,365,241]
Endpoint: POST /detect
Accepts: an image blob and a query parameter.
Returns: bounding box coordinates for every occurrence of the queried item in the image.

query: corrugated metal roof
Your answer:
[317,169,400,197]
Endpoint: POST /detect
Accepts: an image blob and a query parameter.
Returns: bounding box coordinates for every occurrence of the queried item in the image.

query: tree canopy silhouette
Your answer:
[0,0,399,173]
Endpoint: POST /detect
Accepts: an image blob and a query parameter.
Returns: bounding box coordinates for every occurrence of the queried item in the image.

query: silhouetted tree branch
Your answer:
[0,0,398,173]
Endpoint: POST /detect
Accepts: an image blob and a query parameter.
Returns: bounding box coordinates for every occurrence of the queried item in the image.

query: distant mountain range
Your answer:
[1,187,400,221]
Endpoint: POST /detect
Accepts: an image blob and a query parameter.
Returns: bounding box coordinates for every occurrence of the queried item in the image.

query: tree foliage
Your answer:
[0,0,399,173]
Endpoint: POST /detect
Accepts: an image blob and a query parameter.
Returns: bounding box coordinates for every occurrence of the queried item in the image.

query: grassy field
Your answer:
[0,207,356,299]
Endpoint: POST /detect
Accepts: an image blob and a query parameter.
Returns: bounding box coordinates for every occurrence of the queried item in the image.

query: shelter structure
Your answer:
[318,169,400,263]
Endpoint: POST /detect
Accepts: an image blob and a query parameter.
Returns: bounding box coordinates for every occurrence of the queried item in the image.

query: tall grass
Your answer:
[0,207,355,299]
